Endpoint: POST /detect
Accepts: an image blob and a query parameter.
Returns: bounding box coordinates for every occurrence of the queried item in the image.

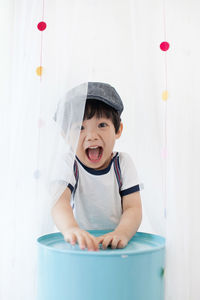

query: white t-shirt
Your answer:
[67,152,140,230]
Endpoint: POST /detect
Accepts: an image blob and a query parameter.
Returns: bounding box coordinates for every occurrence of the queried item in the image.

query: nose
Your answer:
[86,129,99,141]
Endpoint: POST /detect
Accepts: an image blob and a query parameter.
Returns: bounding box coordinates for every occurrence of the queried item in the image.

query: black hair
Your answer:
[83,99,121,133]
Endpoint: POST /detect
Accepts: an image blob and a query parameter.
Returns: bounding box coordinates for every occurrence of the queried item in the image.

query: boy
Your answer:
[52,82,142,251]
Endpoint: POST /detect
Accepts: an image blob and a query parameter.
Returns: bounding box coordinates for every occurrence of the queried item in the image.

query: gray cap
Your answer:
[54,82,123,134]
[87,82,124,115]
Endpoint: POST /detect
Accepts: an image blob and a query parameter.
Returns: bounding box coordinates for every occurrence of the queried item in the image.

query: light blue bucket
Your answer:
[37,231,165,300]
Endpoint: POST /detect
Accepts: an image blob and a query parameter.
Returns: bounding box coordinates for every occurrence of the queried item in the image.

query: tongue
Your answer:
[88,148,100,161]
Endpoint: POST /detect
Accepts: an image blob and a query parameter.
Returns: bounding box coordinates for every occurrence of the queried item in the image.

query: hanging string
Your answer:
[34,0,47,197]
[160,0,170,219]
[36,0,46,80]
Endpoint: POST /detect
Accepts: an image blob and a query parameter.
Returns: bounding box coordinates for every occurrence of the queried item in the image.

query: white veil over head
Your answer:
[47,82,88,204]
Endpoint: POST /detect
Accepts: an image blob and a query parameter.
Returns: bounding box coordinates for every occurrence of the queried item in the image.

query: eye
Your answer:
[98,122,108,128]
[80,125,85,130]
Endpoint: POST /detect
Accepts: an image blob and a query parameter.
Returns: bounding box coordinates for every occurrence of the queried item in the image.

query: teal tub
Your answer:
[37,231,165,300]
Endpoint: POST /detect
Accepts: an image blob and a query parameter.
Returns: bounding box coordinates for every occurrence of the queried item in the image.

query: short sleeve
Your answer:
[48,153,76,203]
[119,152,141,197]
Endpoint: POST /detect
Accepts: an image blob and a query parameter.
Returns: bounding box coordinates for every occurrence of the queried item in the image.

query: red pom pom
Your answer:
[37,21,47,31]
[160,41,170,51]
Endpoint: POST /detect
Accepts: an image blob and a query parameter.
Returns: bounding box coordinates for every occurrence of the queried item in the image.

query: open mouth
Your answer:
[86,146,103,163]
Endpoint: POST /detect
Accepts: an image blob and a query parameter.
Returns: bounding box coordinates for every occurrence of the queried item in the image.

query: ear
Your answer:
[115,122,123,139]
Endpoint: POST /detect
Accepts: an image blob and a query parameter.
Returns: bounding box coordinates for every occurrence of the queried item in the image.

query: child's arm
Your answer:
[51,187,99,251]
[96,191,142,249]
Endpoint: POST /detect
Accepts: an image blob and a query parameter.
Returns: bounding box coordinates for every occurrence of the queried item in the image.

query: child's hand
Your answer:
[64,227,99,251]
[96,231,129,250]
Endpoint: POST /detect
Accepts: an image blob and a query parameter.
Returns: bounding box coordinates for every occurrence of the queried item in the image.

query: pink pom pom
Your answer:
[160,41,170,51]
[37,21,47,31]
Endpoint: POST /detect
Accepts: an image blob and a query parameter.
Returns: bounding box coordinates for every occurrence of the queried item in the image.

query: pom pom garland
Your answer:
[37,21,47,31]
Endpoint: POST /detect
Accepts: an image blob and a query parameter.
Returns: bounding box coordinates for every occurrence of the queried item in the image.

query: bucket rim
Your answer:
[37,231,165,256]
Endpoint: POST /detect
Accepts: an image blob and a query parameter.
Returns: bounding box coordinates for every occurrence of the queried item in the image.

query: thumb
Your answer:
[95,235,105,244]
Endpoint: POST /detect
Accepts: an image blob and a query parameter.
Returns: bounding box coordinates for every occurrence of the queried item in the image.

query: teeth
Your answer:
[88,146,99,149]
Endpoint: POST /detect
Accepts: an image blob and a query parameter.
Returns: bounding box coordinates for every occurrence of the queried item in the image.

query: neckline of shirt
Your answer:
[75,152,118,175]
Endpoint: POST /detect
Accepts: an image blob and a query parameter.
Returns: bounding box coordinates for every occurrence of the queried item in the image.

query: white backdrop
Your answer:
[1,0,200,299]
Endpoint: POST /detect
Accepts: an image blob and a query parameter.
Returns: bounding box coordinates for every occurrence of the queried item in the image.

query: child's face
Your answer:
[76,115,123,170]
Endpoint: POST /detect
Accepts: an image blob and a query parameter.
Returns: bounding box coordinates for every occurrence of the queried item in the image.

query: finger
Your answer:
[76,234,86,250]
[64,233,76,245]
[90,236,99,251]
[117,239,127,249]
[111,236,120,249]
[84,234,94,251]
[95,235,105,245]
[88,234,99,251]
[84,234,98,251]
[69,233,77,245]
[95,234,112,245]
[102,236,113,250]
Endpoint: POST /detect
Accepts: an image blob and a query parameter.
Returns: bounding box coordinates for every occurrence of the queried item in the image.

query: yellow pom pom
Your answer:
[36,66,43,76]
[162,90,168,101]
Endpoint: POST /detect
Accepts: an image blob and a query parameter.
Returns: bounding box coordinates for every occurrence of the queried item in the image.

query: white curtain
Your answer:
[1,0,200,299]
